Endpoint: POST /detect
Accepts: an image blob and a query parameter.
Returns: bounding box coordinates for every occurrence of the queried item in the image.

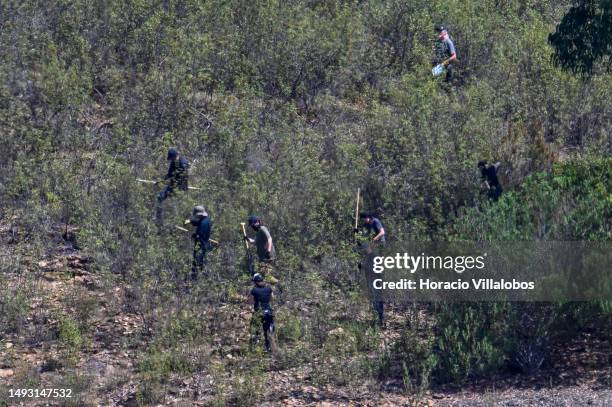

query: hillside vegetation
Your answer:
[0,1,610,406]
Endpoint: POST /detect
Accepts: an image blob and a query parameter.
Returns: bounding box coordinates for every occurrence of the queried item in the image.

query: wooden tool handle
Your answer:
[354,187,360,230]
[136,178,158,184]
[240,223,249,250]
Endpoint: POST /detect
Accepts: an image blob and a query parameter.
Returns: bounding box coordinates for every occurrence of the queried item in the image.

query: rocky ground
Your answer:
[0,221,610,406]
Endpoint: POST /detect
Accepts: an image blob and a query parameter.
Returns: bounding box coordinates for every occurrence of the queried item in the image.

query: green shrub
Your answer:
[342,321,379,353]
[435,303,509,383]
[217,365,265,407]
[379,328,437,394]
[506,304,558,373]
[67,287,98,333]
[276,311,303,343]
[0,1,609,403]
[137,344,198,405]
[58,316,85,365]
[51,371,93,407]
[0,278,30,336]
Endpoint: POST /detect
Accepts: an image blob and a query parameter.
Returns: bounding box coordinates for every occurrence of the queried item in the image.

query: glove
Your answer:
[243,235,249,241]
[353,228,359,233]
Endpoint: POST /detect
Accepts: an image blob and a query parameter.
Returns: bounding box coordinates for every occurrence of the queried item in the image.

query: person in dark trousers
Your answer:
[188,205,212,280]
[248,273,276,353]
[434,25,457,83]
[245,215,278,284]
[157,147,189,203]
[478,160,503,201]
[357,212,386,327]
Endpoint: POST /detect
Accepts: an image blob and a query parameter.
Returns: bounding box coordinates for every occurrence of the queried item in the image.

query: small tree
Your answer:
[549,0,612,75]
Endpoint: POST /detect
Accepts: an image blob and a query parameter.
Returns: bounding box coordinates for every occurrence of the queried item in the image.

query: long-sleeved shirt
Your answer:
[481,165,500,188]
[193,217,211,246]
[165,156,189,190]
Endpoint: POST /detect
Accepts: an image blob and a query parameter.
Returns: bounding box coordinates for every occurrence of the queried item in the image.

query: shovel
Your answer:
[354,187,360,231]
[175,225,219,246]
[137,178,201,190]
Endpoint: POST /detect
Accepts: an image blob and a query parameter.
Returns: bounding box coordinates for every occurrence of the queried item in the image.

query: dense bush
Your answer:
[447,158,611,240]
[435,159,611,382]
[0,0,609,403]
[434,303,509,383]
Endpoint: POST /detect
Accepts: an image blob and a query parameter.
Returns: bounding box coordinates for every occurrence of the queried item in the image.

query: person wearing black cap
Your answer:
[478,160,503,201]
[245,215,278,284]
[248,273,277,353]
[157,147,190,203]
[434,25,457,82]
[188,205,212,280]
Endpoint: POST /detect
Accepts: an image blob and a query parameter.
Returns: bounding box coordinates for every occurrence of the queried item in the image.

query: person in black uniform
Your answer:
[157,147,189,203]
[248,273,276,353]
[478,160,503,201]
[188,205,212,280]
[155,148,190,226]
